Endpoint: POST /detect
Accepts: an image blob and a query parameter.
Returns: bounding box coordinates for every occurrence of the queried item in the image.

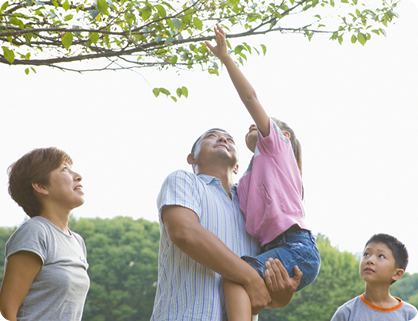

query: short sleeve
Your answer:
[157,170,202,220]
[5,219,47,264]
[256,119,290,156]
[330,306,348,321]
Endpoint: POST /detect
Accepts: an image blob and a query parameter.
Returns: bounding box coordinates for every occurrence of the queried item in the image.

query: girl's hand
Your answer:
[205,24,229,62]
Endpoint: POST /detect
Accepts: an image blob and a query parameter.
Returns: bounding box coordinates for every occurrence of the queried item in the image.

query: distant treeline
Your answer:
[1,216,417,321]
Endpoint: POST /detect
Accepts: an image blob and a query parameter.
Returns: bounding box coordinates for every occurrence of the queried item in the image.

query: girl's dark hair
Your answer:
[271,117,304,198]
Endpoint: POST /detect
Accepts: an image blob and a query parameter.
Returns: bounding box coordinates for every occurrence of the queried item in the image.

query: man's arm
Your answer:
[162,204,270,315]
[205,25,270,137]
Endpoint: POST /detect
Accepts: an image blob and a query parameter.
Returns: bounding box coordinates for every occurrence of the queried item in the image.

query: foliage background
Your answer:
[1,217,417,321]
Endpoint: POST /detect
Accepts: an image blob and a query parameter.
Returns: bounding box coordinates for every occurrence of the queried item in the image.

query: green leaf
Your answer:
[176,88,182,97]
[156,5,166,18]
[140,7,151,21]
[338,36,343,45]
[0,1,9,13]
[357,33,366,46]
[170,55,177,64]
[63,0,70,11]
[64,14,73,21]
[181,86,188,98]
[62,32,73,49]
[164,36,175,45]
[172,18,181,29]
[2,46,14,63]
[153,88,160,97]
[351,34,357,44]
[171,96,177,102]
[90,10,100,19]
[25,67,30,75]
[97,0,108,14]
[193,17,203,31]
[89,32,99,44]
[31,67,36,73]
[260,44,267,56]
[159,88,170,96]
[26,0,32,5]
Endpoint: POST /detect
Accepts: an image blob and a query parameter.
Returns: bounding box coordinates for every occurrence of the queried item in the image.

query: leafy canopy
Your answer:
[0,0,399,99]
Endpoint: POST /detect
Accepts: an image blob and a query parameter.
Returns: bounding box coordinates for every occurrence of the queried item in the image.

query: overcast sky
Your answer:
[1,0,418,273]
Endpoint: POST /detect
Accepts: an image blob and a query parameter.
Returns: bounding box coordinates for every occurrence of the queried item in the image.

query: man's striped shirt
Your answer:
[151,170,260,321]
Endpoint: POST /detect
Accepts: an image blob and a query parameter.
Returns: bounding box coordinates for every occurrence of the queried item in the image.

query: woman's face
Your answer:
[45,162,84,210]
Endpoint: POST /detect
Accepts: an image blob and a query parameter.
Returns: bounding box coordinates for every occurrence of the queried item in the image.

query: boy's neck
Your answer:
[363,283,399,308]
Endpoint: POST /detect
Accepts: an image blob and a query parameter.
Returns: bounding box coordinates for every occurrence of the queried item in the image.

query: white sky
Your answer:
[1,0,417,273]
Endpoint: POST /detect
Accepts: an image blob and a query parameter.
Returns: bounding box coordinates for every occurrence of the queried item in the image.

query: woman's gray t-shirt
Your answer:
[5,216,90,321]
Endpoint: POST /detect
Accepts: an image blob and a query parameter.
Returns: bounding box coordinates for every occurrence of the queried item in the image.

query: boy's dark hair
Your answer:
[8,147,73,218]
[191,128,232,153]
[365,233,409,271]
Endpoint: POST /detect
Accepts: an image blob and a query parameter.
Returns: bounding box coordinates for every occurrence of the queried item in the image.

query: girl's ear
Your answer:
[32,183,49,196]
[282,131,291,138]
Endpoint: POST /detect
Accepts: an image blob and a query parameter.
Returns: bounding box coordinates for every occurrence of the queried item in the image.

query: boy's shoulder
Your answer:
[331,294,418,321]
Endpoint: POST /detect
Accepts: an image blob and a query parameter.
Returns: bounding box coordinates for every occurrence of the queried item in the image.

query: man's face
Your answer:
[191,129,238,169]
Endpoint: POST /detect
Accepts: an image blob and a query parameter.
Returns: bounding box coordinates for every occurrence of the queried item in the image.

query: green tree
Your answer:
[0,0,399,97]
[391,272,418,308]
[69,216,160,321]
[0,226,16,286]
[259,234,364,321]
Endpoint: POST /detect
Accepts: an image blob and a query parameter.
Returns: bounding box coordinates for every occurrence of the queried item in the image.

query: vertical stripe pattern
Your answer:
[151,170,260,321]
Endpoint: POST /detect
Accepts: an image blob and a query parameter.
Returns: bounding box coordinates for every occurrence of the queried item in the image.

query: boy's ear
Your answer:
[392,268,405,282]
[233,164,239,175]
[32,183,49,196]
[187,153,196,165]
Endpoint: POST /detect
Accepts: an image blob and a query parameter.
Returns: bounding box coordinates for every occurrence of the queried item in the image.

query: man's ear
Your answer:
[187,153,196,165]
[32,183,49,196]
[392,268,404,282]
[233,164,239,175]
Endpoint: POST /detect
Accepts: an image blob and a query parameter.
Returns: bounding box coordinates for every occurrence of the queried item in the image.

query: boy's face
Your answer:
[359,242,404,285]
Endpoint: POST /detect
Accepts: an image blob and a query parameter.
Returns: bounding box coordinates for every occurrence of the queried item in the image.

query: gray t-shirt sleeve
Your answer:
[6,219,47,264]
[331,306,349,321]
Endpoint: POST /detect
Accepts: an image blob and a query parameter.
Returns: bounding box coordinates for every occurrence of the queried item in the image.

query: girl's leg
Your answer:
[222,277,252,321]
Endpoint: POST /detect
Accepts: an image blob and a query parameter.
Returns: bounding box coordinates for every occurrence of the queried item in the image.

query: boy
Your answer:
[331,233,417,321]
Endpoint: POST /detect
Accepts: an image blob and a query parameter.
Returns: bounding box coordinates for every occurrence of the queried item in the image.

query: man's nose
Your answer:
[217,136,227,143]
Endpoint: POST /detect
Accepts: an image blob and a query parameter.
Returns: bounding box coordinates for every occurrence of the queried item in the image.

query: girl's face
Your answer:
[245,124,258,153]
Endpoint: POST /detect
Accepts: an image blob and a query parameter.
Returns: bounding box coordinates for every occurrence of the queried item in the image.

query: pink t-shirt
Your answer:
[238,119,308,246]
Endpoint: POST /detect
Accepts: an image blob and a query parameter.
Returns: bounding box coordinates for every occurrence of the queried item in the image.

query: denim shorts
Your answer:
[242,226,321,292]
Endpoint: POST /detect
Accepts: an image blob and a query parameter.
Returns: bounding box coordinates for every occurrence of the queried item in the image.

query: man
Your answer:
[151,129,302,321]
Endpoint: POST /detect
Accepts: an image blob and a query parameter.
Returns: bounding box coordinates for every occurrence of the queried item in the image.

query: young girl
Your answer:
[0,147,90,321]
[206,25,321,320]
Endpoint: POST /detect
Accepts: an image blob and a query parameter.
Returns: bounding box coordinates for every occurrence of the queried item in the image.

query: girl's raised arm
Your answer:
[205,25,270,137]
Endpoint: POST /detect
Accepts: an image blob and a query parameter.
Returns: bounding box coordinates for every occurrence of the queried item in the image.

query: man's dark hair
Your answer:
[365,233,409,271]
[190,128,232,153]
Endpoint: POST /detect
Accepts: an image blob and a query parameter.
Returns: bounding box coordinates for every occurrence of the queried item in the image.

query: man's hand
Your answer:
[264,258,303,309]
[242,271,271,315]
[205,24,229,62]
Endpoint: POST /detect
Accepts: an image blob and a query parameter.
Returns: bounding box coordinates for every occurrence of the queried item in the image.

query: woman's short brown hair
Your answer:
[8,147,73,218]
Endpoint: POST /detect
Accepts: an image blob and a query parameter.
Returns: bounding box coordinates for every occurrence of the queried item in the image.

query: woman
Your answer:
[0,147,90,321]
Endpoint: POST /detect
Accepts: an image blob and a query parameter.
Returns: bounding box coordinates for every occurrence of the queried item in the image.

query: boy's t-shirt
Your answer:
[331,294,418,321]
